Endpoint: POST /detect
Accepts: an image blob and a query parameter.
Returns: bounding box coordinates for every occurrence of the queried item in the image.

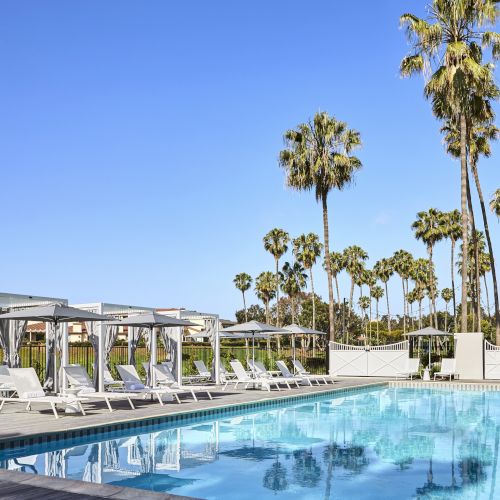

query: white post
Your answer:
[61,323,68,394]
[98,304,105,393]
[150,326,157,386]
[176,310,182,386]
[214,315,220,385]
[128,326,134,365]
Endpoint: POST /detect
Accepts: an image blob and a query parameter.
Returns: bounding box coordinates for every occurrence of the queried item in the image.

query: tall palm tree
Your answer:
[442,121,500,341]
[325,251,345,303]
[363,269,376,340]
[293,233,323,329]
[392,250,413,334]
[411,258,432,329]
[412,209,446,329]
[281,261,307,324]
[479,249,492,321]
[491,189,500,219]
[358,296,371,343]
[233,273,252,322]
[371,285,384,342]
[441,288,453,333]
[442,210,462,332]
[343,245,368,316]
[399,0,500,333]
[279,112,362,341]
[255,272,277,324]
[263,228,290,327]
[373,258,394,333]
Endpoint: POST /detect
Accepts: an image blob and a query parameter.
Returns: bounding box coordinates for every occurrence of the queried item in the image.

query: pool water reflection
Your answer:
[1,387,500,499]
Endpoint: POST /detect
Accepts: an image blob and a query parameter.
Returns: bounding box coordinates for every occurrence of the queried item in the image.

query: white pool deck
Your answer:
[1,377,500,499]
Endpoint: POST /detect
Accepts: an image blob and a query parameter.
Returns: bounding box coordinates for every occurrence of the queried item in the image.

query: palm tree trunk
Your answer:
[484,275,491,321]
[459,113,469,333]
[369,295,372,342]
[466,169,480,331]
[402,278,406,334]
[471,163,500,343]
[242,291,248,322]
[451,239,457,332]
[349,279,355,317]
[445,303,448,333]
[334,275,340,304]
[376,300,380,343]
[275,258,280,327]
[310,268,316,330]
[419,300,423,330]
[384,281,391,333]
[428,246,438,329]
[322,195,335,341]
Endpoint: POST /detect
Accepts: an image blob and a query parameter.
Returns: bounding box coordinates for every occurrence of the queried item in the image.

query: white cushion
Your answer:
[125,382,145,391]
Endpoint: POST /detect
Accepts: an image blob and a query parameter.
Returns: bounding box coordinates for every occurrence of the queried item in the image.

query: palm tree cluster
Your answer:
[400,0,500,341]
[231,1,500,345]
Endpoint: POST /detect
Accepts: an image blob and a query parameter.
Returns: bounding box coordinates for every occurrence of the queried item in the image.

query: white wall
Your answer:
[454,332,484,380]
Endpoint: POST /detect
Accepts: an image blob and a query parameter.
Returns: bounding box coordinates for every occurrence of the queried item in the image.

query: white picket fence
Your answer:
[484,340,500,379]
[329,340,409,377]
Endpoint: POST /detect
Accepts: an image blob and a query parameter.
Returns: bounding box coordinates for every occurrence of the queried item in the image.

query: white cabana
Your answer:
[72,302,155,392]
[0,292,68,386]
[157,309,221,385]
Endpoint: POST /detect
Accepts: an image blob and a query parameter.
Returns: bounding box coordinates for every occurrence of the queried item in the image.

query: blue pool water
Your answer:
[1,386,500,499]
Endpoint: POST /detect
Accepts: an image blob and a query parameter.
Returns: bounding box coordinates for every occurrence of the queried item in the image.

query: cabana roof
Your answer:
[71,302,155,317]
[0,292,67,310]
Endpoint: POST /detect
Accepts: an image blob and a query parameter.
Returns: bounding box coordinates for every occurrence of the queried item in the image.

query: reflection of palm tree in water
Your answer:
[263,448,288,494]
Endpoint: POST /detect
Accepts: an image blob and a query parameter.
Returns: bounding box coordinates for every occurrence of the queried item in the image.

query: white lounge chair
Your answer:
[434,358,459,381]
[225,360,280,392]
[64,365,137,412]
[292,359,335,384]
[0,368,87,419]
[193,360,212,381]
[0,366,17,395]
[116,365,184,404]
[250,360,300,389]
[276,360,319,386]
[396,358,420,380]
[152,364,213,401]
[103,366,125,390]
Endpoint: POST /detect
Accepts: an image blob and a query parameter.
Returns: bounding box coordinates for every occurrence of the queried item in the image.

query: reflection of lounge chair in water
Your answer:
[8,455,38,473]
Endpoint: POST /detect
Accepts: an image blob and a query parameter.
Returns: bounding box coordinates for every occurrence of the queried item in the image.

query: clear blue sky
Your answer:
[0,1,498,320]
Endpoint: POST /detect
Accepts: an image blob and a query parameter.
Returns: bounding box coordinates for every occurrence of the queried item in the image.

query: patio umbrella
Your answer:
[407,326,450,368]
[110,312,196,385]
[282,324,326,364]
[0,304,111,391]
[220,321,287,376]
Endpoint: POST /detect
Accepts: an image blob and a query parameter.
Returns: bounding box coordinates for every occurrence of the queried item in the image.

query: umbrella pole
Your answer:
[53,320,58,393]
[428,335,431,368]
[252,334,255,379]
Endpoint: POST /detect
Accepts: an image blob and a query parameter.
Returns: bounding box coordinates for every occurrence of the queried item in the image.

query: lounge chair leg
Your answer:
[50,402,59,419]
[190,390,198,402]
[78,401,86,416]
[127,397,135,409]
[157,394,164,406]
[105,398,113,412]
[207,391,213,400]
[26,402,31,411]
[174,394,181,404]
[0,399,4,413]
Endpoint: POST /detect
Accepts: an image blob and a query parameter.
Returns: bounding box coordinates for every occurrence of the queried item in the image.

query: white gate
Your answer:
[485,340,500,379]
[330,341,409,377]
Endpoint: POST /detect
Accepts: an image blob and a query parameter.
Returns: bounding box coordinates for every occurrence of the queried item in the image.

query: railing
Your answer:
[5,342,327,381]
[330,342,365,351]
[330,341,408,351]
[370,341,409,351]
[485,340,500,351]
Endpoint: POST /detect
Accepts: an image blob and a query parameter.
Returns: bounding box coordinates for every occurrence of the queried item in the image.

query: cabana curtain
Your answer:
[160,326,181,376]
[86,321,120,387]
[44,322,62,389]
[204,318,217,381]
[128,326,147,366]
[0,319,27,367]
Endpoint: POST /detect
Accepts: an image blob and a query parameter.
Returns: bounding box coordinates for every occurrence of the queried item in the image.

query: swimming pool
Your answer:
[1,385,499,499]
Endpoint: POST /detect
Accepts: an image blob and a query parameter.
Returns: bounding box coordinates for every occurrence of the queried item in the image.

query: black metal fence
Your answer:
[11,342,327,381]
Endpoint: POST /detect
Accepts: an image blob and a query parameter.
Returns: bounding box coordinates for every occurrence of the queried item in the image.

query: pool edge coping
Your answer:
[0,381,388,451]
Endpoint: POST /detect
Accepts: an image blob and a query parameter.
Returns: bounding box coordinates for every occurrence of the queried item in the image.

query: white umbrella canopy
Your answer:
[221,321,287,374]
[109,312,196,328]
[0,304,112,392]
[282,324,327,363]
[0,304,111,323]
[407,327,451,368]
